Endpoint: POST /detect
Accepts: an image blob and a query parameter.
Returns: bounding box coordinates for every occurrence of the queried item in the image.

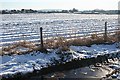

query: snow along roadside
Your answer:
[0,43,120,78]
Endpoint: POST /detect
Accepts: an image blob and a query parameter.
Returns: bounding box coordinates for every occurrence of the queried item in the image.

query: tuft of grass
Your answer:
[44,39,55,49]
[2,40,37,55]
[107,35,117,43]
[0,47,2,55]
[66,38,93,46]
[115,31,120,42]
[54,37,66,48]
[91,33,98,39]
[37,47,48,53]
[60,46,70,52]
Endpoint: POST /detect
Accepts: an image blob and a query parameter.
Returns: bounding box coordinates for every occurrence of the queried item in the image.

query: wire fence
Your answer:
[1,19,120,55]
[1,14,120,47]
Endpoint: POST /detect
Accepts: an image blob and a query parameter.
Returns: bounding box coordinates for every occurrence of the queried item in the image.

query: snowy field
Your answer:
[0,43,120,78]
[0,13,119,46]
[0,13,120,79]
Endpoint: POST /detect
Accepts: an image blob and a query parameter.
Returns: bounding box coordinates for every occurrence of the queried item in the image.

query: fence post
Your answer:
[118,28,120,42]
[104,21,107,42]
[40,27,44,48]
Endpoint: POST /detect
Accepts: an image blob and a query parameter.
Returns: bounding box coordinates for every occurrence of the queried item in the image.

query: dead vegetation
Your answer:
[2,40,37,55]
[44,32,119,49]
[115,31,120,42]
[1,31,120,55]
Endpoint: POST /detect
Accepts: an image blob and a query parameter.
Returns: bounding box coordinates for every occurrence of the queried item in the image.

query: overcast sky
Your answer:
[0,0,119,10]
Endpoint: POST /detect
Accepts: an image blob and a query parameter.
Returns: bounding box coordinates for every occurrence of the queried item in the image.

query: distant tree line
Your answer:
[0,8,78,14]
[80,9,120,14]
[0,8,120,14]
[0,9,38,14]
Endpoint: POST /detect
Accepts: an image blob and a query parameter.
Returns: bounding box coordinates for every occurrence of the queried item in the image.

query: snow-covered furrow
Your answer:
[0,30,118,46]
[1,14,119,46]
[1,29,117,43]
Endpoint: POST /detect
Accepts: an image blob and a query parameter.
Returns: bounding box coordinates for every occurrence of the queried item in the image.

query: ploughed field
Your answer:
[0,13,120,79]
[0,13,119,46]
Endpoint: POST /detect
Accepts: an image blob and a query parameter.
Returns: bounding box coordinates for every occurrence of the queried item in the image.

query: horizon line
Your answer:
[0,8,119,11]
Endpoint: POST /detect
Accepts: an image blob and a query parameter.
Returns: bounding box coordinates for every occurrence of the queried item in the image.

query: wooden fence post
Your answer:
[40,27,44,48]
[118,28,120,42]
[104,21,107,42]
[39,27,48,53]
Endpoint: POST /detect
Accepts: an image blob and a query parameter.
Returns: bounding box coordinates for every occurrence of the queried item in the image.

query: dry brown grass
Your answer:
[54,37,67,48]
[44,39,56,49]
[67,38,92,46]
[115,31,120,42]
[91,33,98,39]
[116,31,120,35]
[0,47,2,55]
[44,32,119,48]
[59,46,70,51]
[1,31,120,55]
[44,37,68,49]
[2,40,37,55]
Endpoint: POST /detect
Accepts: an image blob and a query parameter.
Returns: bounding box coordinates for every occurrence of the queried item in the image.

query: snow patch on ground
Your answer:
[0,43,120,77]
[0,51,58,76]
[70,43,120,57]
